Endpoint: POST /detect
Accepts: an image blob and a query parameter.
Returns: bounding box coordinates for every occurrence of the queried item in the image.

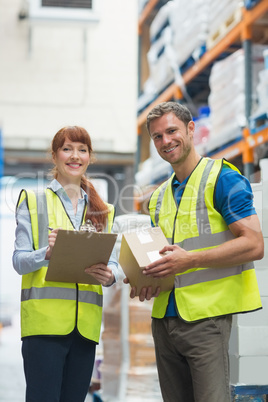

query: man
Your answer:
[125,102,264,402]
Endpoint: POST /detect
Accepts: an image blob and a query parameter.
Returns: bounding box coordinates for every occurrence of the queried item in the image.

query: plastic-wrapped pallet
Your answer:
[207,46,266,154]
[168,0,209,68]
[142,0,209,100]
[146,1,175,95]
[193,106,211,156]
[248,47,268,136]
[149,1,173,44]
[135,158,154,188]
[147,25,175,94]
[255,48,268,114]
[206,0,242,49]
[256,69,268,113]
[137,78,156,115]
[138,1,175,105]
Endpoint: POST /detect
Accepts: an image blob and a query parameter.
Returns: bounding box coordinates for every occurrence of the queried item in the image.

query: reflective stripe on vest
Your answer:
[21,286,103,307]
[149,157,262,321]
[174,261,254,289]
[36,191,49,248]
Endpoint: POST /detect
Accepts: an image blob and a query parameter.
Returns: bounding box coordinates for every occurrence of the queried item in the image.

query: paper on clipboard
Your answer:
[45,230,117,285]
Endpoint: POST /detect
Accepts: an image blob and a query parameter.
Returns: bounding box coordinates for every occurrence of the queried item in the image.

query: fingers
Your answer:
[139,287,147,302]
[84,264,113,286]
[123,278,137,299]
[159,245,174,254]
[122,279,160,301]
[48,229,59,246]
[154,286,161,298]
[145,254,170,270]
[129,286,137,299]
[143,261,171,278]
[138,286,161,301]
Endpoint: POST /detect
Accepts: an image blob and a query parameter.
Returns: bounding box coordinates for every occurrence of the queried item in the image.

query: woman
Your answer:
[13,126,118,402]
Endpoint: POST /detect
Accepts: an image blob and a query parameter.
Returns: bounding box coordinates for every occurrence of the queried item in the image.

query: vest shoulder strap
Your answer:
[18,189,49,249]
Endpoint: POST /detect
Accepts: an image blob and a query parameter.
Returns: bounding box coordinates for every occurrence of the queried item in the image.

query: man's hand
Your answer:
[123,277,160,302]
[143,245,191,278]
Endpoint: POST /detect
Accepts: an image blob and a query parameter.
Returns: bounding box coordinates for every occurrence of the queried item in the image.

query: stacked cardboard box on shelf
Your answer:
[145,1,175,96]
[229,158,268,387]
[251,48,268,122]
[206,0,242,50]
[168,0,209,69]
[138,0,209,114]
[207,46,265,154]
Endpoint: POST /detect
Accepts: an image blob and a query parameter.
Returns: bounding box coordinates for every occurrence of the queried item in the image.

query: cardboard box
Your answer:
[230,355,268,385]
[229,325,268,356]
[252,174,268,238]
[232,296,268,327]
[119,226,175,294]
[255,266,268,297]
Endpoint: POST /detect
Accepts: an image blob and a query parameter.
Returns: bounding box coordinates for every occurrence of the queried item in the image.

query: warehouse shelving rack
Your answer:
[137,0,268,181]
[135,4,268,401]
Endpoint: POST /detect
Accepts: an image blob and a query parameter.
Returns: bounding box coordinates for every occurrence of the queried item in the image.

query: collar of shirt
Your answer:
[47,179,88,230]
[172,175,189,205]
[48,179,88,203]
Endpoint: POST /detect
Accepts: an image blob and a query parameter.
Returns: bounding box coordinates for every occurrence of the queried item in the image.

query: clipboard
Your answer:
[46,230,117,285]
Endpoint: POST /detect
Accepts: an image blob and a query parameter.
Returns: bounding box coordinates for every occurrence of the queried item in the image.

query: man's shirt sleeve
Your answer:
[215,166,256,225]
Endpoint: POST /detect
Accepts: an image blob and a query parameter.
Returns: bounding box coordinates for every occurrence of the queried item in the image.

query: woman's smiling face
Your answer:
[52,138,90,185]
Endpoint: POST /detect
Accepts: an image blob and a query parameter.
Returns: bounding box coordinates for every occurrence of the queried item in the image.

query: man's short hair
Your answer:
[146,102,193,135]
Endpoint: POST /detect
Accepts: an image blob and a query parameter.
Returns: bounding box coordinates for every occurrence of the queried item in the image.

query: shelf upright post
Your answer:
[242,15,254,180]
[135,127,142,174]
[137,23,142,173]
[242,127,254,179]
[0,127,3,330]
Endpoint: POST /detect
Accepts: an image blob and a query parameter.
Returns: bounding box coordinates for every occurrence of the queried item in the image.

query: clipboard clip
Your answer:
[79,219,97,232]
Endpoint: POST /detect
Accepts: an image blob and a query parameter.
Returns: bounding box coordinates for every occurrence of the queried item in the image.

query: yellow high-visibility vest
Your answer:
[17,188,115,342]
[149,157,262,321]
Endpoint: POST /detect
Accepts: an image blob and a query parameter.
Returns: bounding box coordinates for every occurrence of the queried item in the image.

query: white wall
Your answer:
[0,0,138,154]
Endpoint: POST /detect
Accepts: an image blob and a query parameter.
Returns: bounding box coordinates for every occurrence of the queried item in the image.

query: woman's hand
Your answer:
[45,228,60,260]
[85,264,115,286]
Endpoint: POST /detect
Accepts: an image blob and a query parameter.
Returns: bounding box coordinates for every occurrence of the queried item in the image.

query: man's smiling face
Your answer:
[150,112,195,167]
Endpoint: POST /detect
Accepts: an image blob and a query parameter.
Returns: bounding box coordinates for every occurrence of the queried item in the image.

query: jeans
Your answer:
[22,329,96,402]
